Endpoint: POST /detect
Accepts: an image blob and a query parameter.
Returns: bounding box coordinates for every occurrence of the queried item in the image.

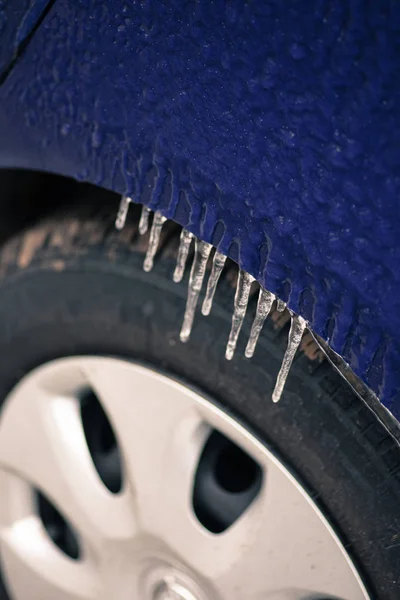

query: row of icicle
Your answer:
[116,197,307,403]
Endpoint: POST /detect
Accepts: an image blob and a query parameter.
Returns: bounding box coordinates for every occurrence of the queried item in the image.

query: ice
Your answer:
[117,201,309,406]
[202,251,227,315]
[180,239,212,342]
[115,196,132,230]
[225,270,255,360]
[139,206,152,235]
[173,229,194,283]
[272,314,307,402]
[245,288,275,358]
[276,299,286,312]
[143,212,167,272]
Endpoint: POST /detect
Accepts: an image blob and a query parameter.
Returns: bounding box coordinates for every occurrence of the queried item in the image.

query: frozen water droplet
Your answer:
[272,314,306,403]
[226,270,255,360]
[202,251,226,315]
[143,212,166,272]
[173,229,194,283]
[245,288,275,358]
[276,298,286,312]
[61,123,71,137]
[115,196,132,230]
[91,126,102,148]
[139,206,152,235]
[180,239,212,343]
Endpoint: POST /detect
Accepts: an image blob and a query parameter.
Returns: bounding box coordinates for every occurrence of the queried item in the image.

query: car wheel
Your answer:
[0,200,398,600]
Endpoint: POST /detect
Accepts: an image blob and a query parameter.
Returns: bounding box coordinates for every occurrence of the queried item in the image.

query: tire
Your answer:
[0,201,399,599]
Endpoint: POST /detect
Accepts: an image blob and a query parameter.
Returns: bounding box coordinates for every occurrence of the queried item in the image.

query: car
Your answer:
[0,2,399,599]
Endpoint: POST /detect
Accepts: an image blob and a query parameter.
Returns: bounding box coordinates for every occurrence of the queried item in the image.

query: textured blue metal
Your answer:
[0,0,399,417]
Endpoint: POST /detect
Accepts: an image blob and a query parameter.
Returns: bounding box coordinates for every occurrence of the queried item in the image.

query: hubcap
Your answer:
[153,577,200,600]
[0,357,369,600]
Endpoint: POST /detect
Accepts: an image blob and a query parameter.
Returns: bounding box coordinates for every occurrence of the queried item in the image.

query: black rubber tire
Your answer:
[0,202,399,600]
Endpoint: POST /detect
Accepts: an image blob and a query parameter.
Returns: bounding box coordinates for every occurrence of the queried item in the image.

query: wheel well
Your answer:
[1,169,399,446]
[0,168,118,244]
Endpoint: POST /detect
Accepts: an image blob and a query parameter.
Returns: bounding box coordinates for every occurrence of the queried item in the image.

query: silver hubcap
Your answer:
[153,578,199,600]
[0,357,369,600]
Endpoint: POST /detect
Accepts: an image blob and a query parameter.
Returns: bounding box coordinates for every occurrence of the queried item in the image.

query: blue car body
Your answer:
[0,0,399,418]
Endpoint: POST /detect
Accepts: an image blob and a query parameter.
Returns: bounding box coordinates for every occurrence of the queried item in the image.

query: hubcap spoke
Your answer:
[211,459,367,599]
[81,359,213,564]
[0,470,96,600]
[1,516,96,600]
[0,369,136,555]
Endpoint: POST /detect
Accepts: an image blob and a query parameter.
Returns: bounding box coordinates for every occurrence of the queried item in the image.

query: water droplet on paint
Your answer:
[61,123,71,137]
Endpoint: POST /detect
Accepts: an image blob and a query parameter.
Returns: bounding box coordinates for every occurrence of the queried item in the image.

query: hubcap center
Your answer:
[153,576,201,600]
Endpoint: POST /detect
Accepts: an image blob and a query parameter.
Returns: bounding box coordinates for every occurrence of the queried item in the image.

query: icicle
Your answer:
[180,239,212,343]
[202,251,227,316]
[245,288,275,358]
[139,206,152,235]
[115,196,132,230]
[276,298,286,312]
[225,270,255,360]
[143,212,167,272]
[173,229,194,283]
[272,314,307,403]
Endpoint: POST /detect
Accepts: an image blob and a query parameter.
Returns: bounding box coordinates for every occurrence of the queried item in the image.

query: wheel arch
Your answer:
[0,166,399,447]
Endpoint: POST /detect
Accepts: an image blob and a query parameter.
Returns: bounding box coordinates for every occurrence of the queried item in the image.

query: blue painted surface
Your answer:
[0,0,51,76]
[0,0,399,417]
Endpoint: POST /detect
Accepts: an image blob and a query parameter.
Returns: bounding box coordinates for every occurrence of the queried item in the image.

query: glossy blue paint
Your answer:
[0,0,399,417]
[0,0,51,76]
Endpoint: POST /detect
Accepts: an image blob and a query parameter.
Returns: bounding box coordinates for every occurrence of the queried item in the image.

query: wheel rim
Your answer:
[0,357,369,600]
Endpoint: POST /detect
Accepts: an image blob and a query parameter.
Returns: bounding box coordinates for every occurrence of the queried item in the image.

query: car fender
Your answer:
[0,0,399,420]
